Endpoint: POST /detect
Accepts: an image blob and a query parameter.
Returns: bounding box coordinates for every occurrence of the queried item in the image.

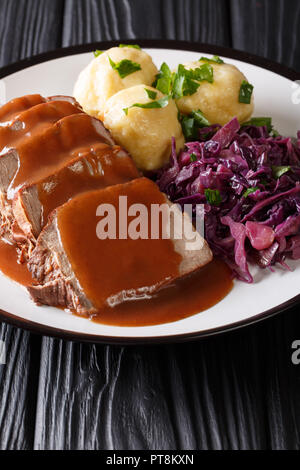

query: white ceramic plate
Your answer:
[0,40,299,343]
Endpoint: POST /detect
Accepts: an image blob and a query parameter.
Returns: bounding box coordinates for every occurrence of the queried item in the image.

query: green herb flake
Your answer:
[94,50,103,57]
[173,65,200,99]
[205,188,222,206]
[108,56,141,78]
[190,153,197,162]
[119,44,141,49]
[180,117,195,140]
[239,80,254,104]
[179,109,211,140]
[200,55,224,64]
[272,165,291,179]
[153,62,214,100]
[144,88,157,100]
[243,187,259,198]
[270,129,280,137]
[123,95,170,115]
[242,117,273,132]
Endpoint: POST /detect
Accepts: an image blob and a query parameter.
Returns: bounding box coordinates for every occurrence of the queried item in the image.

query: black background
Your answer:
[0,0,300,450]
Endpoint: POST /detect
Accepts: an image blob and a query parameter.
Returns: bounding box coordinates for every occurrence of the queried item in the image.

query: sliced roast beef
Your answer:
[0,95,79,125]
[28,177,212,315]
[0,94,46,124]
[0,111,117,244]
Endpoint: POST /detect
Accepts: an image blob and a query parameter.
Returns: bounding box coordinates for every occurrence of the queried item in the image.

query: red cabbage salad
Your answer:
[156,117,300,282]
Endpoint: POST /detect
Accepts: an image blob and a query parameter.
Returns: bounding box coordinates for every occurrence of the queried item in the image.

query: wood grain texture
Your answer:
[0,0,300,450]
[0,0,63,451]
[0,0,64,64]
[0,324,41,450]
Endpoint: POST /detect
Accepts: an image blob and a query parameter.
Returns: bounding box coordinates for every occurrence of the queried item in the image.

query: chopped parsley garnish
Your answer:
[119,44,141,49]
[270,128,280,137]
[173,65,200,99]
[94,50,103,57]
[199,55,224,64]
[190,153,197,162]
[123,95,170,115]
[173,64,213,99]
[272,165,291,179]
[242,117,273,132]
[180,117,195,140]
[192,109,211,127]
[179,109,211,140]
[239,80,254,104]
[205,188,222,206]
[243,187,259,198]
[144,88,157,100]
[153,62,214,99]
[108,57,141,78]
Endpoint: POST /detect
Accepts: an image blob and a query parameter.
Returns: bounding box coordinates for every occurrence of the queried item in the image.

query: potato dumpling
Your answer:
[73,47,158,120]
[176,60,254,125]
[103,85,184,171]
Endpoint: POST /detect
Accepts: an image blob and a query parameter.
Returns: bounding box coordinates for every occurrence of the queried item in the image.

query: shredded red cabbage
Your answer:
[155,118,300,282]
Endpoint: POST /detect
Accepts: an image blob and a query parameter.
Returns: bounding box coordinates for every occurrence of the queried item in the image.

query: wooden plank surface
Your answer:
[0,0,299,450]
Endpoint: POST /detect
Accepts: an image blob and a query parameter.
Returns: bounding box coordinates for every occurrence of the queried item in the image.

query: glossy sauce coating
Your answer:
[8,113,115,198]
[0,240,32,286]
[0,94,45,124]
[35,145,139,228]
[0,100,81,154]
[58,178,183,310]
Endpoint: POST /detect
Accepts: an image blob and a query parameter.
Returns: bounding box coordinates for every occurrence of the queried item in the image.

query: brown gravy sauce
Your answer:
[9,113,115,197]
[0,94,45,124]
[57,178,233,326]
[0,239,233,327]
[0,100,81,154]
[0,240,32,286]
[88,258,233,326]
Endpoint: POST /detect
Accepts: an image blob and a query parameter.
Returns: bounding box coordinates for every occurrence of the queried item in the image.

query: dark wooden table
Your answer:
[0,0,300,450]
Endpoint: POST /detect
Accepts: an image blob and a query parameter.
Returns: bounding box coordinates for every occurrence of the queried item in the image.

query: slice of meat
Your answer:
[0,94,46,125]
[28,177,212,315]
[5,112,116,198]
[0,112,115,244]
[12,144,140,259]
[0,95,79,126]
